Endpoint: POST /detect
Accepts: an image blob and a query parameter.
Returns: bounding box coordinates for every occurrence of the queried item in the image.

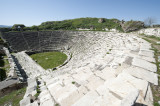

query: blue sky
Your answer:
[1,0,160,26]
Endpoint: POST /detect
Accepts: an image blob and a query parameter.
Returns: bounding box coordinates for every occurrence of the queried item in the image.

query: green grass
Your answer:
[154,102,160,106]
[3,58,10,73]
[109,49,112,51]
[147,35,160,41]
[34,85,41,98]
[55,103,59,106]
[106,52,110,54]
[30,52,67,69]
[0,87,26,106]
[140,34,160,41]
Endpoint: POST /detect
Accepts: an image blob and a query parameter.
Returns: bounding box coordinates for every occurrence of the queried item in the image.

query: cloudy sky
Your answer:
[1,0,160,26]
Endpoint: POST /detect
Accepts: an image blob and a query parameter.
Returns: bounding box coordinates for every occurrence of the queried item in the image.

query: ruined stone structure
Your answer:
[98,18,105,23]
[138,28,160,37]
[2,31,158,106]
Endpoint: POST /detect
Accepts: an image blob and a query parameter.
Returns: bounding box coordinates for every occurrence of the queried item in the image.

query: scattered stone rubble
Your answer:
[138,28,160,37]
[2,31,158,106]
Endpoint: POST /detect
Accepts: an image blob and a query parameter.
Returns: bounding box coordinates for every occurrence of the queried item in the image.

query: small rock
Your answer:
[157,42,160,44]
[158,101,160,105]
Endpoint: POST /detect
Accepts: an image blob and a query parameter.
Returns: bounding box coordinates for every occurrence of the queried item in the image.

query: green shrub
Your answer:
[154,102,160,106]
[72,81,75,84]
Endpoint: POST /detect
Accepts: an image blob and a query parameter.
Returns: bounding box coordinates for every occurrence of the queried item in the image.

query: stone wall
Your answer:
[2,31,73,52]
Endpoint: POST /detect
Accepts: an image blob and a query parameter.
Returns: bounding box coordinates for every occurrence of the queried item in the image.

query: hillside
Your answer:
[38,17,123,31]
[3,18,145,32]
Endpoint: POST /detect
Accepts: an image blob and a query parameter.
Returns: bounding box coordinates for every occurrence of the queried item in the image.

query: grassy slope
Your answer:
[39,18,123,31]
[30,52,67,70]
[0,87,26,106]
[139,34,160,106]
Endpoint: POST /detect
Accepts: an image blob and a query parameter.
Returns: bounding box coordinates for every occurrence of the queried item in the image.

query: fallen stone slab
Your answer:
[121,89,139,106]
[40,98,54,106]
[96,84,122,106]
[91,96,111,106]
[143,85,153,106]
[94,67,116,81]
[123,66,158,85]
[85,75,104,91]
[106,77,139,98]
[20,96,30,106]
[132,58,157,72]
[40,85,47,91]
[105,72,148,102]
[72,71,93,85]
[39,94,54,106]
[139,50,154,58]
[117,73,151,105]
[140,43,152,50]
[47,82,63,96]
[27,78,37,88]
[138,56,155,63]
[117,72,148,98]
[55,85,88,106]
[72,91,99,106]
[56,85,86,106]
[53,84,78,102]
[24,87,37,98]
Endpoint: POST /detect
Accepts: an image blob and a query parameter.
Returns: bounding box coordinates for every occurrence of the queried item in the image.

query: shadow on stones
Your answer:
[0,59,4,67]
[133,103,147,106]
[0,53,5,67]
[12,55,28,82]
[0,69,7,81]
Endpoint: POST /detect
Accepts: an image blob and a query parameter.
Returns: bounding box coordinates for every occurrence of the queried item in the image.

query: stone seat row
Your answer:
[8,31,158,106]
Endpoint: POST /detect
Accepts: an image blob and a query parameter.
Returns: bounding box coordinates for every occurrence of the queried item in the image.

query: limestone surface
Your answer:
[2,31,157,106]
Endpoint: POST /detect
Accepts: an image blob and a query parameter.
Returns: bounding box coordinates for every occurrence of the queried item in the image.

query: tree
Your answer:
[12,24,25,31]
[23,27,31,31]
[144,17,156,27]
[30,25,39,31]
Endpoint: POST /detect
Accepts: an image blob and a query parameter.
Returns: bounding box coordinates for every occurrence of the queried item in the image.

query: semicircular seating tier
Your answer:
[2,31,158,106]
